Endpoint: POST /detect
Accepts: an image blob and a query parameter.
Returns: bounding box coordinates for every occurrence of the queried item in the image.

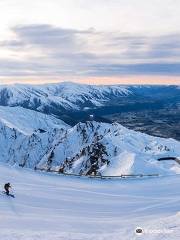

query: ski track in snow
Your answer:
[0,163,180,240]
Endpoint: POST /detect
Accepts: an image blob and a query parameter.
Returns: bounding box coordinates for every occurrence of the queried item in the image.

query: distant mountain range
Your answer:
[0,82,131,112]
[0,82,179,116]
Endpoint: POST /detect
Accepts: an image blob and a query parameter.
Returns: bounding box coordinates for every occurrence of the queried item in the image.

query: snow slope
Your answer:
[38,121,180,176]
[0,106,69,167]
[0,106,68,135]
[0,163,179,240]
[0,107,180,175]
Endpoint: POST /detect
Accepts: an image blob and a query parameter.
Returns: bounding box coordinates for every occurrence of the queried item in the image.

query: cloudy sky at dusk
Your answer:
[0,0,180,85]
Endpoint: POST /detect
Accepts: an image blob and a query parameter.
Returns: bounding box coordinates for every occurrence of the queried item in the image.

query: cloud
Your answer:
[0,24,180,79]
[91,63,180,76]
[3,24,93,53]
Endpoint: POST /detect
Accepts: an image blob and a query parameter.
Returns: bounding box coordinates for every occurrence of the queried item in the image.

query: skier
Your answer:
[4,183,11,195]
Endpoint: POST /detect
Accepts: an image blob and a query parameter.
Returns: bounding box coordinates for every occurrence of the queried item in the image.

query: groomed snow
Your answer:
[0,163,180,240]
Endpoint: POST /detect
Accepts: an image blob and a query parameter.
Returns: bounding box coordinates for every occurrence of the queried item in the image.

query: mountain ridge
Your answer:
[0,106,179,175]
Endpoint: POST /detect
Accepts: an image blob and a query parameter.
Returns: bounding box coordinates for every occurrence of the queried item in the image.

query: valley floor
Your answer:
[0,163,180,240]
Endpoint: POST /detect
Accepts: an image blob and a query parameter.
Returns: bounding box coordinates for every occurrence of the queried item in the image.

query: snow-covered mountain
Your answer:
[0,84,179,240]
[38,121,180,175]
[0,106,69,168]
[0,82,131,112]
[0,106,179,175]
[0,106,68,135]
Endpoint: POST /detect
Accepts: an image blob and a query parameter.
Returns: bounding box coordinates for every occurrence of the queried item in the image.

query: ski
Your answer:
[2,191,15,198]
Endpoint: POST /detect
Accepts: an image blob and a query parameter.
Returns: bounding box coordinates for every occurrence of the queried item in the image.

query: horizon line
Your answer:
[0,76,180,86]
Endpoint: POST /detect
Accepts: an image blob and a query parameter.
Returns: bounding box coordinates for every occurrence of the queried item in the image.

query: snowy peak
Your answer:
[0,106,69,168]
[46,82,131,102]
[0,106,69,135]
[38,121,180,176]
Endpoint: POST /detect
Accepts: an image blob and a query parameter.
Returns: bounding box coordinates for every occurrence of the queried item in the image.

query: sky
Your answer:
[0,0,180,85]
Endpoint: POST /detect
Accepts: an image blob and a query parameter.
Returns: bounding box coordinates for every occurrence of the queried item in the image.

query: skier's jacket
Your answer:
[4,183,11,191]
